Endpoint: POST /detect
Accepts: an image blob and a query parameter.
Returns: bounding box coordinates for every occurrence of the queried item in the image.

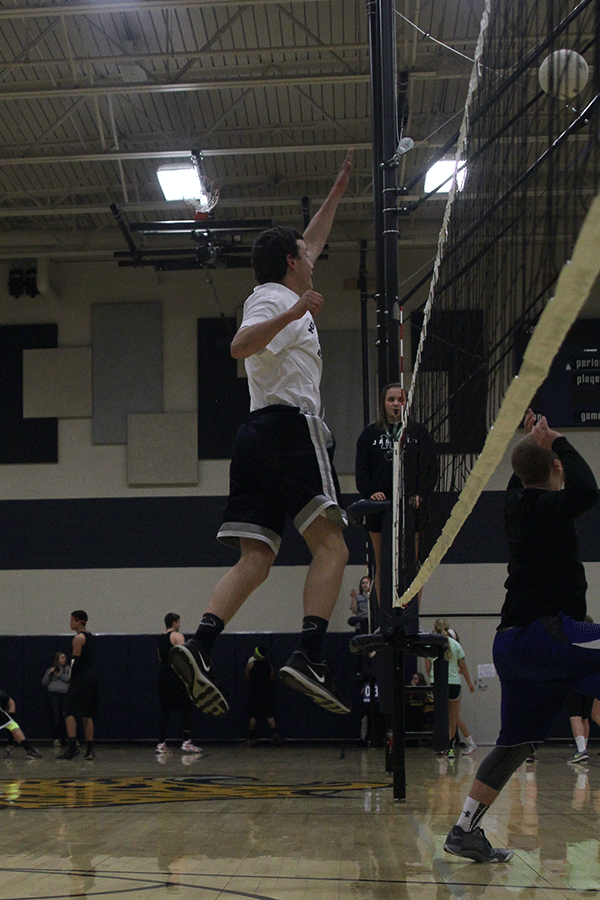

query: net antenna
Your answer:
[396,0,600,608]
[186,149,220,219]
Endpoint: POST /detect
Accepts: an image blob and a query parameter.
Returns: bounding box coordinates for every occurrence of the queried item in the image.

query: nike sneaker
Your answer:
[568,749,589,763]
[169,640,229,716]
[278,650,351,714]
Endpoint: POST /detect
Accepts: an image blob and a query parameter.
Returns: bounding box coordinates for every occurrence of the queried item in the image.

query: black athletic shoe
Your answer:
[169,640,229,716]
[57,746,80,760]
[278,651,351,714]
[443,825,514,863]
[84,749,96,761]
[26,747,43,759]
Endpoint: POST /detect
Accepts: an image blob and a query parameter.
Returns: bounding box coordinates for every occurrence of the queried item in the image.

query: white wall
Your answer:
[0,255,371,636]
[1,257,598,642]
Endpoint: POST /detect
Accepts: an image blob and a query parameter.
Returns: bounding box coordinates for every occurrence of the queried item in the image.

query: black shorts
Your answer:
[248,689,275,718]
[448,684,461,701]
[566,691,594,720]
[365,505,430,534]
[218,406,347,554]
[159,671,193,714]
[63,672,100,719]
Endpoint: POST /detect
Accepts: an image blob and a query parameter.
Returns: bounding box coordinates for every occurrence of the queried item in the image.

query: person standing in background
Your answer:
[156,613,202,755]
[245,646,281,746]
[58,610,99,761]
[0,690,43,759]
[41,651,69,746]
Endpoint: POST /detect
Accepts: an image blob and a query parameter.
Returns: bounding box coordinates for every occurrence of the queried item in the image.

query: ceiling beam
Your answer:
[0,72,370,102]
[0,194,382,218]
[0,0,341,20]
[0,142,372,167]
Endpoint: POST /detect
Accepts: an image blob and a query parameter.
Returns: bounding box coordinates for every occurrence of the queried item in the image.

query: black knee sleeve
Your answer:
[475,743,535,792]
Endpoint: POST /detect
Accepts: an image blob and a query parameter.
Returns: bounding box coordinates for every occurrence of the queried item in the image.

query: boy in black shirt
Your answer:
[444,410,599,862]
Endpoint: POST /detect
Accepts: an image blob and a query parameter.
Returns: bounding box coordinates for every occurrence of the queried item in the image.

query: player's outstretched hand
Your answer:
[523,408,536,434]
[530,413,562,450]
[332,148,353,195]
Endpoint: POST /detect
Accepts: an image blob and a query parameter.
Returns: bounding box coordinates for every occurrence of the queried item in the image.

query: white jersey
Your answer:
[241,282,322,415]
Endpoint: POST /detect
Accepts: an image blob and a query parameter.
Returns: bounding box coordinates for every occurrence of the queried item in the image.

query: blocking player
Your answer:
[445,410,599,862]
[170,150,353,717]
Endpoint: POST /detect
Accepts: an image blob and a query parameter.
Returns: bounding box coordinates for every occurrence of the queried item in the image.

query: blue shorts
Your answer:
[494,613,600,745]
[218,406,347,555]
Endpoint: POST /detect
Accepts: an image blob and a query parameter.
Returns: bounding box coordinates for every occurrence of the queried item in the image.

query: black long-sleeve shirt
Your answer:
[500,436,598,629]
[355,420,438,502]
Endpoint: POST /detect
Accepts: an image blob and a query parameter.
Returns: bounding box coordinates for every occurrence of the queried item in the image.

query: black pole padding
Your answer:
[392,646,406,800]
[432,656,449,753]
[359,239,371,427]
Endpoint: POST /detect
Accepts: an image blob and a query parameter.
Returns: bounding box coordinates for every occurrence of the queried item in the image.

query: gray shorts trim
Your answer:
[293,495,348,535]
[217,523,282,555]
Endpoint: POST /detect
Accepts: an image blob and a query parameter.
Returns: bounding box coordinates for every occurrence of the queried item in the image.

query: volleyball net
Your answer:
[394,0,600,608]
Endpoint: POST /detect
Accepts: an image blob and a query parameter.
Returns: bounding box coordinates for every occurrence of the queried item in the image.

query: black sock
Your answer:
[194,613,225,655]
[86,741,94,753]
[299,615,328,662]
[20,739,33,753]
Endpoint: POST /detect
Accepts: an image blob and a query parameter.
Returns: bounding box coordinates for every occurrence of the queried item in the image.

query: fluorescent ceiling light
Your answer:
[424,160,466,194]
[157,164,206,202]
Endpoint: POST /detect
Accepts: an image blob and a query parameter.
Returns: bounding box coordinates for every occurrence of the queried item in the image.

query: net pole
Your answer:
[367,0,407,801]
[366,0,388,385]
[359,238,372,427]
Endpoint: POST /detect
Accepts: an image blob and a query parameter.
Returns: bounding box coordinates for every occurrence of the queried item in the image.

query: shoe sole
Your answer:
[278,666,350,714]
[169,646,229,716]
[443,842,514,863]
[568,757,589,763]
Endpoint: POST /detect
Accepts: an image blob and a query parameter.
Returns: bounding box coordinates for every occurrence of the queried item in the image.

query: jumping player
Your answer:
[170,150,353,717]
[444,410,599,862]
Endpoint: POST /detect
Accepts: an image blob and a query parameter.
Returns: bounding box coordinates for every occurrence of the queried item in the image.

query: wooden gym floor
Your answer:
[0,740,599,899]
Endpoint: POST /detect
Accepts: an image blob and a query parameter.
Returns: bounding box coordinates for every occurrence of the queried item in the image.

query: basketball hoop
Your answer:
[186,150,219,219]
[184,176,220,220]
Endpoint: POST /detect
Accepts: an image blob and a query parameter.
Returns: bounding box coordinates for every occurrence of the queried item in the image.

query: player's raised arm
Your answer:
[303,149,353,264]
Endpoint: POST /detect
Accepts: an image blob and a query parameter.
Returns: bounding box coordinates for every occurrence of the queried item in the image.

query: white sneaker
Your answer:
[181,740,202,753]
[155,742,170,754]
[462,741,477,755]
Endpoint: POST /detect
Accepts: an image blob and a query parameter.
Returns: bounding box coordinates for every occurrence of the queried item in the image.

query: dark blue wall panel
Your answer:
[0,632,365,744]
[0,323,58,464]
[0,490,599,569]
[0,494,368,569]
